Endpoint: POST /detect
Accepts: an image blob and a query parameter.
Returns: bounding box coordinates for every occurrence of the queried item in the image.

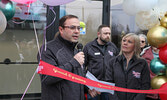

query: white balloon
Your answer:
[0,11,7,35]
[157,0,167,7]
[122,0,137,16]
[135,0,158,11]
[152,0,167,19]
[122,0,158,16]
[135,10,159,30]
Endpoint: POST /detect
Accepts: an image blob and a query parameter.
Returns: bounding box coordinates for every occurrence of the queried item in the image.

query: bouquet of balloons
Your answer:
[0,0,74,35]
[147,13,167,100]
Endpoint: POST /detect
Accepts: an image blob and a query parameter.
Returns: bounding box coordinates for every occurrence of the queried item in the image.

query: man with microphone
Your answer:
[38,15,85,100]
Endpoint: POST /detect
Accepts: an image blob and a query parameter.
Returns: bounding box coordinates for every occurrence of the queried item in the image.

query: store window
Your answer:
[0,0,103,99]
[0,1,46,99]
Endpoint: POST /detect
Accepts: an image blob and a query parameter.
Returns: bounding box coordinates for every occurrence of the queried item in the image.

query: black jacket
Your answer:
[106,55,150,100]
[83,38,119,80]
[38,34,84,100]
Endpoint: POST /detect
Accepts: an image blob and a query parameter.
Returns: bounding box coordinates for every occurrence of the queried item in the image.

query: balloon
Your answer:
[39,0,74,6]
[150,57,166,75]
[159,44,167,64]
[122,0,158,16]
[160,13,167,28]
[135,10,159,30]
[135,0,158,11]
[122,0,137,16]
[0,10,7,35]
[151,75,167,89]
[159,82,167,100]
[10,0,37,4]
[147,26,167,48]
[0,0,15,21]
[153,0,167,19]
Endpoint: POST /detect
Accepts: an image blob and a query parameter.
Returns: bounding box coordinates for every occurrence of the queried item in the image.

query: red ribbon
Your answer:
[37,60,167,94]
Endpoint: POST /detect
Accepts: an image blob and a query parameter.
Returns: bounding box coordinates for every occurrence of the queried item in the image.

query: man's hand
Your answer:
[74,52,85,66]
[88,89,101,97]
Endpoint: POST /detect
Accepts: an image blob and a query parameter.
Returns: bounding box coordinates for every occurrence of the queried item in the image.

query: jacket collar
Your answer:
[117,54,137,63]
[57,34,77,49]
[117,54,141,71]
[92,38,110,47]
[140,46,151,56]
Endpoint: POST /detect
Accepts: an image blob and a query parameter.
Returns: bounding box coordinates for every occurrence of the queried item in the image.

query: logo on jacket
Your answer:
[108,50,113,56]
[132,71,141,78]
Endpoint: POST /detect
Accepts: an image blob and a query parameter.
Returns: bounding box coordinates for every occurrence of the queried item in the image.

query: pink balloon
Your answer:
[39,0,74,6]
[11,0,37,4]
[159,82,167,100]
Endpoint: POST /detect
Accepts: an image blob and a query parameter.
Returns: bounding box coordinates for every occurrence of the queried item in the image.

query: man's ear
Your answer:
[97,32,100,36]
[59,26,63,34]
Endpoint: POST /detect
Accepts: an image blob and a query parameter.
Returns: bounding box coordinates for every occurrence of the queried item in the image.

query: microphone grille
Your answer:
[77,43,83,50]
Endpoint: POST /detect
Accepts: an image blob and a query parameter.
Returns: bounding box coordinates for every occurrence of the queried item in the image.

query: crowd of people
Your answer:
[38,15,160,100]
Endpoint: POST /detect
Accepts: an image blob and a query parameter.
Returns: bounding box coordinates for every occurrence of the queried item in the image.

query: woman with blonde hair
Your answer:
[106,33,150,100]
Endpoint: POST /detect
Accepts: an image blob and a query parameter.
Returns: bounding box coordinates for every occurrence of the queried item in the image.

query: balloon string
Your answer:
[40,6,56,57]
[32,15,41,58]
[19,7,57,99]
[20,9,41,100]
[20,67,38,100]
[12,4,31,24]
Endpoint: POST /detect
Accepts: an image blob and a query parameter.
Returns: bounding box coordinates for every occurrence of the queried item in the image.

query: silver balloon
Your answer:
[0,10,7,35]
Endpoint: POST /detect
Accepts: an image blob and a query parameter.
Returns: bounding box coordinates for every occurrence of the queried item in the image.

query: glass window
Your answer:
[0,0,104,99]
[0,1,45,99]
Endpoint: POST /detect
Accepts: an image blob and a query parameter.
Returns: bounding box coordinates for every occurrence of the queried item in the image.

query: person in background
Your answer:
[106,33,150,100]
[141,46,160,100]
[83,24,119,100]
[38,15,85,100]
[139,34,148,52]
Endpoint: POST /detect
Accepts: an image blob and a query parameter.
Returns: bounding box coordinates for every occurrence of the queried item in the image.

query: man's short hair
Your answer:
[97,24,110,32]
[59,15,78,27]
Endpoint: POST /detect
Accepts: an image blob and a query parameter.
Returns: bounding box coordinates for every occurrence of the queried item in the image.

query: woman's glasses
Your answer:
[140,40,145,43]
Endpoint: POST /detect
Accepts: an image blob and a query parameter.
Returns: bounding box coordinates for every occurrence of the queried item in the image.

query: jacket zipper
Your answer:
[125,70,128,100]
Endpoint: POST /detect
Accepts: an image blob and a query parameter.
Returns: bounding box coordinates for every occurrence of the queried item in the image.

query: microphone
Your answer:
[77,43,83,52]
[77,43,84,69]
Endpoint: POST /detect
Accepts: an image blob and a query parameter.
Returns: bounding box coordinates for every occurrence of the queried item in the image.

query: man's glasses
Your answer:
[63,25,80,30]
[140,40,145,43]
